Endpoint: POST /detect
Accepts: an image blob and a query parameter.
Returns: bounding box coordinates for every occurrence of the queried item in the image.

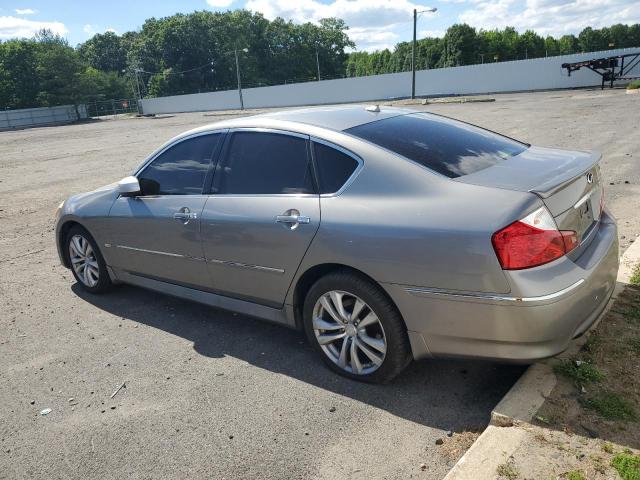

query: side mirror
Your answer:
[118,176,141,197]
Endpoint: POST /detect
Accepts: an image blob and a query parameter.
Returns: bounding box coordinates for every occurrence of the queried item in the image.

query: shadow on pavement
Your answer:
[72,282,526,432]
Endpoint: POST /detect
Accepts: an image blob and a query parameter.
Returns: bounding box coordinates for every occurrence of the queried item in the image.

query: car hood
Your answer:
[62,181,120,217]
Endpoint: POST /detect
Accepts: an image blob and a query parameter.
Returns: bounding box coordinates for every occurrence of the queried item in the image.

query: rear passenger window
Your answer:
[214,132,315,195]
[313,142,359,194]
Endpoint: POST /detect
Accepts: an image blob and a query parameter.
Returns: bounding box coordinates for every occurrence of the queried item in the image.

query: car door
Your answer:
[200,129,320,308]
[106,132,224,289]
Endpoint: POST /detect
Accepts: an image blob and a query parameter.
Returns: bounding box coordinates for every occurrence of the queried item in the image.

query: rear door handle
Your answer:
[276,214,310,224]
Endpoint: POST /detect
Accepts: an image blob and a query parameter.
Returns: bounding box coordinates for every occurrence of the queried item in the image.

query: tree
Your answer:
[442,24,477,66]
[0,40,39,108]
[78,31,127,72]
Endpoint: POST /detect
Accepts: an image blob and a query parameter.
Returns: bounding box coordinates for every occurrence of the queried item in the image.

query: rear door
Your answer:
[200,129,320,307]
[106,132,224,289]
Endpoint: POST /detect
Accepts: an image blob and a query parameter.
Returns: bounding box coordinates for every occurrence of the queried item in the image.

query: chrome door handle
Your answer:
[276,214,310,224]
[174,207,197,223]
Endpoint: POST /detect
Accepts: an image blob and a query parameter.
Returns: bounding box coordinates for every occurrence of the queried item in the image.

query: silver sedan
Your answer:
[55,106,618,382]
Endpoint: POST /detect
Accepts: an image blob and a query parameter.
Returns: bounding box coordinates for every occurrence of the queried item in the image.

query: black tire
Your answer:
[303,270,412,383]
[65,225,112,294]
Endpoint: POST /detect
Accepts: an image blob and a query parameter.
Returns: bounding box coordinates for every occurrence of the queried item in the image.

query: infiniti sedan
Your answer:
[55,106,618,382]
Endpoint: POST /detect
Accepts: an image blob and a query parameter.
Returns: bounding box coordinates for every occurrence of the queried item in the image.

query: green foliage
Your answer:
[565,470,585,480]
[583,392,638,421]
[496,461,519,479]
[345,22,640,77]
[554,359,604,384]
[630,263,640,280]
[612,452,640,480]
[0,12,639,107]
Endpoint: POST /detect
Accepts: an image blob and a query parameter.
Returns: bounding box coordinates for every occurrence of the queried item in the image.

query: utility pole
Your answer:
[315,46,321,81]
[412,9,417,99]
[411,7,437,99]
[480,53,485,64]
[134,68,143,114]
[234,49,244,110]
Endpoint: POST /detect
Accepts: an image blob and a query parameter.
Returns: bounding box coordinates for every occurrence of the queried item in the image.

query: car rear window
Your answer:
[344,113,527,178]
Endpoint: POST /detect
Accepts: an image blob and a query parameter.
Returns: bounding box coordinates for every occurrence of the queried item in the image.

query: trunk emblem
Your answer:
[586,172,594,184]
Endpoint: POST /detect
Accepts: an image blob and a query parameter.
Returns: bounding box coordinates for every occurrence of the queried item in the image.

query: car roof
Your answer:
[183,105,413,138]
[250,105,411,131]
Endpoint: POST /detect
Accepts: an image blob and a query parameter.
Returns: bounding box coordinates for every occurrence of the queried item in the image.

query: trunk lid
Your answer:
[455,146,604,245]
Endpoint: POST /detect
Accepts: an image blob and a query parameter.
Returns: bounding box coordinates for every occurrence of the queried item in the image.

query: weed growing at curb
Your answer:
[554,359,604,384]
[630,264,640,285]
[564,470,585,480]
[583,392,638,421]
[496,461,519,479]
[611,452,640,480]
[602,442,615,454]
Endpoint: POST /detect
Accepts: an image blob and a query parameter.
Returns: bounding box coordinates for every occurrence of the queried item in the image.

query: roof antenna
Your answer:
[365,104,380,113]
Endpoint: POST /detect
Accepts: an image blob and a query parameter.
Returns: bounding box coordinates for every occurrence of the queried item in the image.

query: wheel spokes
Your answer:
[313,316,344,331]
[357,332,386,354]
[350,336,363,374]
[69,234,99,288]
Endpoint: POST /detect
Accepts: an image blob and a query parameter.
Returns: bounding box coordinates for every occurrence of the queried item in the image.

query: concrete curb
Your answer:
[444,239,640,480]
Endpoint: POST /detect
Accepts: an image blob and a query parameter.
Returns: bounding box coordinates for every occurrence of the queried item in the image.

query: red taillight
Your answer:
[492,206,578,270]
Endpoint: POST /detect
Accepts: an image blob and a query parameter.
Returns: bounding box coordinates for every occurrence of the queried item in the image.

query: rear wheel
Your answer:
[66,225,112,294]
[303,271,411,383]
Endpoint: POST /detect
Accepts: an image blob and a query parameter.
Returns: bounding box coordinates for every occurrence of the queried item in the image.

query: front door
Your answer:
[200,129,320,307]
[106,132,224,289]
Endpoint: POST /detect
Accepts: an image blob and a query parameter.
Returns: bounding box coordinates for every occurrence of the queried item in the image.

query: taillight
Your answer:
[492,206,578,270]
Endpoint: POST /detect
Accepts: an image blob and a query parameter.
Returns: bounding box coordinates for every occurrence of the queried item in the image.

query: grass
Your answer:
[565,470,585,480]
[602,442,615,454]
[611,452,640,480]
[628,337,640,354]
[496,461,519,479]
[630,264,640,285]
[554,359,604,385]
[583,392,638,421]
[582,334,602,355]
[627,80,640,90]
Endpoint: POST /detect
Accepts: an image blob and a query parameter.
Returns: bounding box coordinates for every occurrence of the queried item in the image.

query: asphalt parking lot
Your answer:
[1,88,638,479]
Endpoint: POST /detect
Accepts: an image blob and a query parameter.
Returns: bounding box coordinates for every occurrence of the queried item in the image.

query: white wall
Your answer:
[140,48,640,115]
[0,104,87,130]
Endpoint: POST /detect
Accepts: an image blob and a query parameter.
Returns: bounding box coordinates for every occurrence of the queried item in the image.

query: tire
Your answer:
[303,270,412,383]
[65,225,112,294]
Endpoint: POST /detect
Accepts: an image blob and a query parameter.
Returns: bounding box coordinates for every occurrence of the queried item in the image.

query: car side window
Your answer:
[138,133,221,196]
[313,142,359,194]
[214,131,315,195]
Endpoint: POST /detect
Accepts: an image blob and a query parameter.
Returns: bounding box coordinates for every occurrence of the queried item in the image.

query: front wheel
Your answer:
[66,225,112,294]
[303,271,412,383]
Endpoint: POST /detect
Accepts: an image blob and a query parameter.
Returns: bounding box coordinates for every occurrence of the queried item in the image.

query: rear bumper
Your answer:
[385,211,619,362]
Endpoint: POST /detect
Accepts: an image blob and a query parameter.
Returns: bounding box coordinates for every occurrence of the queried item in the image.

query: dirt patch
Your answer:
[438,430,482,462]
[504,422,639,480]
[535,285,640,449]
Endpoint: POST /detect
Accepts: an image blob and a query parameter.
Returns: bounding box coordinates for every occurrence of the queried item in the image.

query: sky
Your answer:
[0,0,638,52]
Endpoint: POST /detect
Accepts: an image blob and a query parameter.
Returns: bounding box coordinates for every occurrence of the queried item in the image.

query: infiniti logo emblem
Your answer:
[586,172,594,184]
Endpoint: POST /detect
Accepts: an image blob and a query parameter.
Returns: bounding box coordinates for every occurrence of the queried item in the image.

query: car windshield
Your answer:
[344,113,528,178]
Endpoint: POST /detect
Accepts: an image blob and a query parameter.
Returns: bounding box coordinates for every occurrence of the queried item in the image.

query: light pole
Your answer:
[234,48,249,110]
[315,45,321,81]
[412,7,437,99]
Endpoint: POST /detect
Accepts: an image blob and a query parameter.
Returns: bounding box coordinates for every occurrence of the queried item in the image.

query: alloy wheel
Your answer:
[69,234,99,288]
[312,290,387,375]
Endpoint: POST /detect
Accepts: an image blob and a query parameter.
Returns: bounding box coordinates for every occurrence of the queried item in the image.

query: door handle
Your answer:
[276,214,310,224]
[174,207,197,223]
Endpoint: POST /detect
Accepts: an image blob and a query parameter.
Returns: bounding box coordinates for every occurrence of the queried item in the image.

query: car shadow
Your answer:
[72,283,525,432]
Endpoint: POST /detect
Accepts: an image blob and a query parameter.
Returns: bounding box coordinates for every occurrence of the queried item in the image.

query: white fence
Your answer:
[141,47,640,115]
[0,104,87,130]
